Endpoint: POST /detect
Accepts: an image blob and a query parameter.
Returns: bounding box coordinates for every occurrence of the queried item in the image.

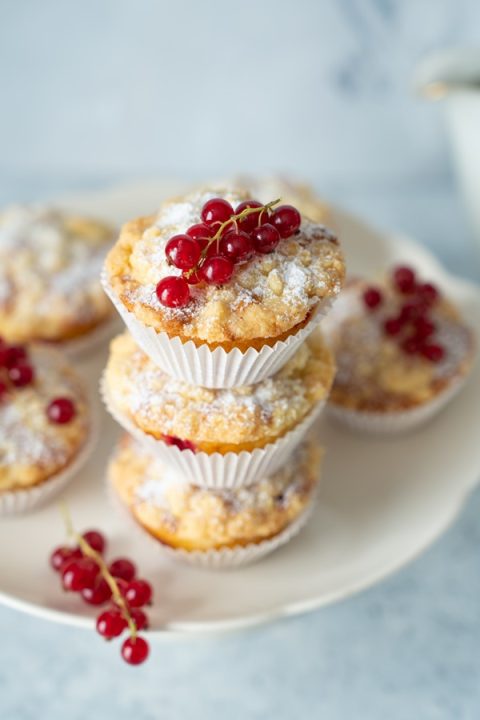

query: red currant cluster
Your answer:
[363,266,445,362]
[156,197,302,308]
[0,337,77,422]
[50,525,152,665]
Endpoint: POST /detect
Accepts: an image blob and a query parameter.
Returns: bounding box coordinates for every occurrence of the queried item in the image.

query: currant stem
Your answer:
[187,197,282,277]
[59,503,137,639]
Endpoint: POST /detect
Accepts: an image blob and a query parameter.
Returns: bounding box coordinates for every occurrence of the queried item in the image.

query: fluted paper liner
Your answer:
[0,400,99,516]
[101,375,326,489]
[328,375,468,435]
[101,269,333,389]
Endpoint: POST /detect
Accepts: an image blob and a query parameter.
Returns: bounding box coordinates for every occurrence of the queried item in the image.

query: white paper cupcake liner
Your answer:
[110,482,317,570]
[101,269,333,388]
[101,375,326,488]
[328,374,468,435]
[0,396,99,516]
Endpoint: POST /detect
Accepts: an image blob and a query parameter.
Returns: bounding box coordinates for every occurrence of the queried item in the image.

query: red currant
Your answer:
[201,198,234,227]
[186,223,215,250]
[125,579,153,608]
[109,558,136,582]
[363,287,383,310]
[8,364,34,387]
[252,223,281,254]
[165,234,201,271]
[47,397,76,424]
[50,546,82,572]
[401,336,421,355]
[200,256,234,285]
[413,317,435,339]
[0,380,8,402]
[384,317,403,336]
[156,276,190,308]
[219,231,253,261]
[82,530,106,554]
[421,344,445,362]
[235,200,265,232]
[271,205,301,238]
[5,345,27,368]
[417,282,439,305]
[163,435,196,452]
[96,609,127,639]
[393,266,416,294]
[62,557,99,592]
[81,578,112,606]
[121,636,150,665]
[131,608,149,631]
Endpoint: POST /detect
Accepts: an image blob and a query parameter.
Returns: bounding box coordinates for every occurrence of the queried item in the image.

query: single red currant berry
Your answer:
[156,276,190,308]
[8,364,34,387]
[0,380,8,402]
[47,397,76,424]
[363,287,383,310]
[5,345,27,368]
[186,223,215,251]
[421,344,445,362]
[401,336,421,355]
[50,546,82,572]
[121,636,150,665]
[384,317,403,336]
[200,256,234,285]
[252,223,281,254]
[81,578,112,606]
[62,557,99,592]
[393,266,416,294]
[163,435,196,452]
[82,530,106,554]
[109,558,137,582]
[235,200,264,232]
[125,579,153,608]
[413,317,435,339]
[219,231,254,261]
[131,608,149,631]
[165,234,201,271]
[417,282,439,305]
[96,609,127,639]
[271,205,301,238]
[201,198,234,227]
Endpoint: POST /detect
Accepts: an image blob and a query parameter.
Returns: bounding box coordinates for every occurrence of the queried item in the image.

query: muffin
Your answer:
[109,434,322,565]
[0,205,116,347]
[324,266,476,433]
[0,338,93,513]
[102,329,334,487]
[103,187,344,387]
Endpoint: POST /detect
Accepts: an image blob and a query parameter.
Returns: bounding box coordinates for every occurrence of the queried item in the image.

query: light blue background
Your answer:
[1,1,480,718]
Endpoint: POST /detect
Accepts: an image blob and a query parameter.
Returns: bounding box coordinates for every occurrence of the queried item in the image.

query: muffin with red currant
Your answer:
[0,338,92,513]
[0,205,116,349]
[324,266,475,433]
[109,433,322,565]
[102,330,334,487]
[103,188,344,388]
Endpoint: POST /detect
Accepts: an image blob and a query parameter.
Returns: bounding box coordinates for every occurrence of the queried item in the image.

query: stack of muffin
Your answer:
[102,187,345,567]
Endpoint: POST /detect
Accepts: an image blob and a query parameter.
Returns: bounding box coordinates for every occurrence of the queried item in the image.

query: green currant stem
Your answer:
[186,197,282,278]
[59,503,137,640]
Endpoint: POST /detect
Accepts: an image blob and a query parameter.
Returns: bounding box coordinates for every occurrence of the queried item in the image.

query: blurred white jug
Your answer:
[415,49,480,246]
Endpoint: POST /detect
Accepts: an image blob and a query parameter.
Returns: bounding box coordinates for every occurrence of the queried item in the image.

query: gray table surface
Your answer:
[0,178,479,720]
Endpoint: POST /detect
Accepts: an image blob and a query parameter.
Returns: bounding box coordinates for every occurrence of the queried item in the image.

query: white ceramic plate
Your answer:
[0,181,479,638]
